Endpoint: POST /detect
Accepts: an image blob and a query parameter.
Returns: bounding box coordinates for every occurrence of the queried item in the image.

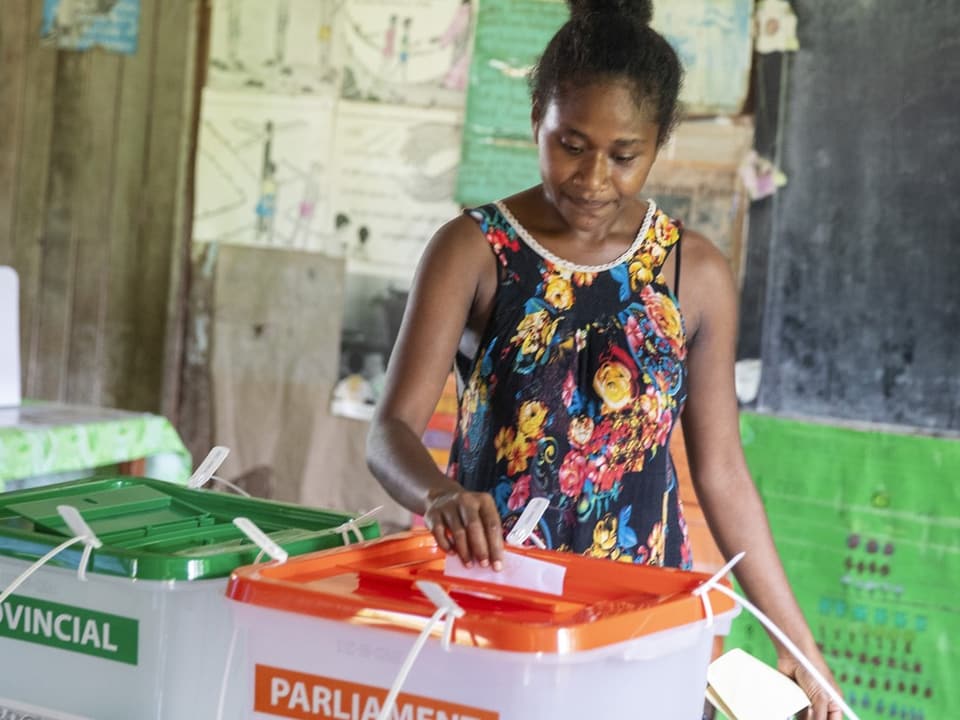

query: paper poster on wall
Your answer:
[331,265,410,421]
[338,0,474,108]
[193,89,337,252]
[455,134,539,208]
[207,0,342,95]
[464,0,568,140]
[330,101,462,272]
[651,0,754,115]
[40,0,140,54]
[645,118,754,278]
[727,413,960,720]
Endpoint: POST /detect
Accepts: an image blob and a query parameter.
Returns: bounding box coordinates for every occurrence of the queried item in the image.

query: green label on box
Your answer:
[0,594,138,665]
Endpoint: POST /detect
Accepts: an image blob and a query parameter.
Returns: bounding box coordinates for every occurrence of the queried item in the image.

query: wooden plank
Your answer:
[100,0,158,409]
[64,49,122,405]
[160,0,203,422]
[129,0,198,412]
[15,2,59,398]
[32,52,87,402]
[0,4,30,262]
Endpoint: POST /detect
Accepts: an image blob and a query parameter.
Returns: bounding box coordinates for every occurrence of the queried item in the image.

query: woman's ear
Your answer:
[530,101,542,143]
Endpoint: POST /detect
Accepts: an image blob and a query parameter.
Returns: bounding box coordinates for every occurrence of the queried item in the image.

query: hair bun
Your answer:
[565,0,653,26]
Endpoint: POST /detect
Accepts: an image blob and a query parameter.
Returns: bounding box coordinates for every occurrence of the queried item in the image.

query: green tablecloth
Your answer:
[725,412,960,720]
[0,402,191,491]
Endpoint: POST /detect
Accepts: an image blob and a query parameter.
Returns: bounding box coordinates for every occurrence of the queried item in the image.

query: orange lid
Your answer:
[226,530,737,654]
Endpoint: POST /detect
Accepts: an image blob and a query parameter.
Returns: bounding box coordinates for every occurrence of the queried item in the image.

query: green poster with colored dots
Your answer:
[723,412,960,720]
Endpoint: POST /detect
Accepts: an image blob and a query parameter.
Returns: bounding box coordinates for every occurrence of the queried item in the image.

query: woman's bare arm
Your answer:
[366,214,505,568]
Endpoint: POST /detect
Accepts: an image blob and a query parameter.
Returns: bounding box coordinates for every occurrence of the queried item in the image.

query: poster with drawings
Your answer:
[40,0,140,54]
[338,0,474,108]
[651,0,755,115]
[328,100,461,419]
[330,100,462,272]
[193,89,337,252]
[207,0,343,95]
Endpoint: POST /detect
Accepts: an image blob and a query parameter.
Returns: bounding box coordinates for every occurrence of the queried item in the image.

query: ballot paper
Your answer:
[706,648,810,720]
[444,549,566,596]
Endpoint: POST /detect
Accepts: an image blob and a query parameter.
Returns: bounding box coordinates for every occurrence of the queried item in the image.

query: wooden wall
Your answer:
[0,0,200,416]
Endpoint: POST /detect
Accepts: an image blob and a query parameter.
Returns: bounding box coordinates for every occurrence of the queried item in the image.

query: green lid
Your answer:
[0,476,380,581]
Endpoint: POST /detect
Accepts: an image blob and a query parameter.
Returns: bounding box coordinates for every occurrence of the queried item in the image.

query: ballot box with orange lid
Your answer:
[220,530,739,720]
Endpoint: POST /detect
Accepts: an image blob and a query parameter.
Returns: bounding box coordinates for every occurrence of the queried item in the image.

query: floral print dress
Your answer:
[448,200,693,569]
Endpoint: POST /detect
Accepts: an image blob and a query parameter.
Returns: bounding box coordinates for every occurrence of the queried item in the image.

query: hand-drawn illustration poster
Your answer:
[462,0,567,140]
[207,0,343,95]
[330,100,462,272]
[331,266,410,421]
[40,0,140,54]
[726,413,960,720]
[193,89,337,252]
[338,0,474,108]
[652,0,754,115]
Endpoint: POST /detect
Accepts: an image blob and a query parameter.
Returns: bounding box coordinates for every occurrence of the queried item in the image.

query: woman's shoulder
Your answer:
[673,225,738,339]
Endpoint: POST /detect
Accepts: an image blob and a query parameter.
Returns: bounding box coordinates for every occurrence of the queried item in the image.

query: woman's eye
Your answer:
[614,155,637,164]
[560,140,583,154]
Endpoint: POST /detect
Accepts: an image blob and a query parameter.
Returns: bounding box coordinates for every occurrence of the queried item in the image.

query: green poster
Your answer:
[456,134,540,208]
[726,413,960,720]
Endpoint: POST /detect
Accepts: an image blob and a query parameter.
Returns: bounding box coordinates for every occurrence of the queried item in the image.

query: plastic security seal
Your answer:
[232,517,288,564]
[187,446,230,489]
[505,497,549,548]
[334,506,382,545]
[57,505,103,550]
[695,551,861,720]
[376,581,467,720]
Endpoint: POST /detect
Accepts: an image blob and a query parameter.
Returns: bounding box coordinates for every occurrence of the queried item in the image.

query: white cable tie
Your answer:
[377,608,446,720]
[77,543,94,582]
[441,613,456,651]
[56,505,103,550]
[233,517,288,564]
[187,446,231,489]
[210,475,252,498]
[57,505,103,583]
[692,551,746,628]
[505,497,549,547]
[0,536,82,606]
[691,551,860,720]
[335,506,382,545]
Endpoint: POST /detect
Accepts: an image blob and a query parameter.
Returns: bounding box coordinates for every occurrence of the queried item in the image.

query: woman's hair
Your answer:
[529,0,683,145]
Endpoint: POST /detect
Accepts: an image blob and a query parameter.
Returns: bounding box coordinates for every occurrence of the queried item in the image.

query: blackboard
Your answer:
[750,0,960,430]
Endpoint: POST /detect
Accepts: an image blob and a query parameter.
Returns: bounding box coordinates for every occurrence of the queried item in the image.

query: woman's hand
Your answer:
[423,489,505,571]
[777,653,843,720]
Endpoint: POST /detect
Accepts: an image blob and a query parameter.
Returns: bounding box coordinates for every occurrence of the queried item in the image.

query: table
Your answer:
[0,402,191,492]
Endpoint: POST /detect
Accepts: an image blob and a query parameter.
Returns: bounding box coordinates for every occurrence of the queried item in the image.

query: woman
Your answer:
[367,1,841,717]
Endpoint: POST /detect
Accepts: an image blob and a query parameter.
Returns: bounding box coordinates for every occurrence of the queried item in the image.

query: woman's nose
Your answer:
[577,152,609,190]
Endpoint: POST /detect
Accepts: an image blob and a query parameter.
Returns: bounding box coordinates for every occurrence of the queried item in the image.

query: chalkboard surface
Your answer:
[756,0,960,430]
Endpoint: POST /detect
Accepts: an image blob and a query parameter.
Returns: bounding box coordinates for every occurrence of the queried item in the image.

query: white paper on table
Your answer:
[444,549,566,596]
[0,267,21,407]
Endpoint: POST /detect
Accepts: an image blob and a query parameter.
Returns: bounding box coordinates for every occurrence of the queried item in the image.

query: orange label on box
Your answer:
[254,664,499,720]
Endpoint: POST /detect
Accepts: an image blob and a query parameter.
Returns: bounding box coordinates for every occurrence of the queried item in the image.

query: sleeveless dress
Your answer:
[448,200,693,569]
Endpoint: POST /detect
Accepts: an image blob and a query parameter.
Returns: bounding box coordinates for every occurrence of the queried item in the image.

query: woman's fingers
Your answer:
[478,495,505,569]
[424,490,504,570]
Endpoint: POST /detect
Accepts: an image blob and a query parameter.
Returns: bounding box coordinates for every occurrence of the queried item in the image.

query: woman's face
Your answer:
[533,79,660,234]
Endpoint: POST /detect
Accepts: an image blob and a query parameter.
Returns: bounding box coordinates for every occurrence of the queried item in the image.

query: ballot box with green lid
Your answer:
[0,476,379,720]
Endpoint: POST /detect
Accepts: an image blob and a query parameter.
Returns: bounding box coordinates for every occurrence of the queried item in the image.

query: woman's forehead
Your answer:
[542,80,658,136]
